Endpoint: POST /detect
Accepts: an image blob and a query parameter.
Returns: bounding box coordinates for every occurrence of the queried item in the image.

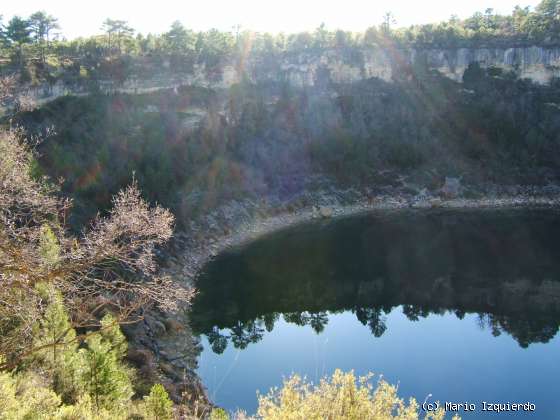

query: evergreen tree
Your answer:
[99,313,128,360]
[38,224,60,267]
[78,314,133,411]
[32,285,80,402]
[0,16,6,48]
[5,16,31,68]
[164,21,194,55]
[28,11,60,63]
[143,383,174,420]
[101,18,134,55]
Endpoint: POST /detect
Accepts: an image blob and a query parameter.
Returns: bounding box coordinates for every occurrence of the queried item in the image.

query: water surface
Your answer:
[191,209,560,418]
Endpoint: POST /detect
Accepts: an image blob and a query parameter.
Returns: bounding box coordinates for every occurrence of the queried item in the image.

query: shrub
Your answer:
[255,369,458,420]
[77,314,134,412]
[143,383,174,420]
[0,367,61,419]
[211,407,230,420]
[0,128,192,368]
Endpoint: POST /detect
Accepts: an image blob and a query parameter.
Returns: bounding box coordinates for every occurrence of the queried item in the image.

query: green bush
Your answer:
[143,384,174,420]
[0,293,173,419]
[211,407,230,420]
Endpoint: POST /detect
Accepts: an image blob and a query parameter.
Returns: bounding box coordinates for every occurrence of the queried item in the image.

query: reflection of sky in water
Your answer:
[197,308,560,418]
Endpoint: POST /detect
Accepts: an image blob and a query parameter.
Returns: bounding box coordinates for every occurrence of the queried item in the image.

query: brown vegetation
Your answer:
[0,127,193,368]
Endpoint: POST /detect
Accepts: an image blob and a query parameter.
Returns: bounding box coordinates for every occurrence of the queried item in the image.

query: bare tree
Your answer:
[0,128,194,368]
[381,12,396,35]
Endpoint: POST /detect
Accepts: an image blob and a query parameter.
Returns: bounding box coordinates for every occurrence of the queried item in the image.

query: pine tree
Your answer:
[32,285,80,402]
[143,383,174,420]
[38,224,60,267]
[99,313,127,360]
[78,314,133,412]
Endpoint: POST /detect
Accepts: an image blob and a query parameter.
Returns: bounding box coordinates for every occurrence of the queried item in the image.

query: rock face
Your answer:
[122,309,209,406]
[252,46,560,86]
[4,44,559,116]
[410,46,560,84]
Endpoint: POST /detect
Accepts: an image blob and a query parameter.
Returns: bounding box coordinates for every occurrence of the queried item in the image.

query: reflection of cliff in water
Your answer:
[191,209,560,353]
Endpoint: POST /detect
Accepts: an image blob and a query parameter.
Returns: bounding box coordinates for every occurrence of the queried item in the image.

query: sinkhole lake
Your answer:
[190,209,560,418]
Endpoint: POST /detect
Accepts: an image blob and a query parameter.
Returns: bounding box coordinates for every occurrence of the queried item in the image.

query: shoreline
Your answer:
[144,188,560,404]
[167,191,560,287]
[216,195,560,249]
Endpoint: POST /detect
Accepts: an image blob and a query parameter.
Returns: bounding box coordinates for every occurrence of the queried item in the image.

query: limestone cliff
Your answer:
[5,44,560,114]
[248,45,560,86]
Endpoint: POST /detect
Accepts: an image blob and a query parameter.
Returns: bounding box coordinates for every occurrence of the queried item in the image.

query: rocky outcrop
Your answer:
[411,46,560,84]
[3,44,559,116]
[252,46,560,86]
[121,308,209,406]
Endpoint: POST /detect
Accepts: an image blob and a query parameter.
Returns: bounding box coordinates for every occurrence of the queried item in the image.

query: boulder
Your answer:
[319,206,333,218]
[429,198,443,208]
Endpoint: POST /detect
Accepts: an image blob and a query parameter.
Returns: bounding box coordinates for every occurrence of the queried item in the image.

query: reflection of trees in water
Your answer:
[206,320,266,354]
[309,312,329,333]
[193,210,560,354]
[263,313,279,332]
[231,320,265,350]
[207,327,228,354]
[476,313,559,348]
[203,311,331,354]
[201,306,560,354]
[354,307,387,337]
[283,311,329,333]
[402,304,438,321]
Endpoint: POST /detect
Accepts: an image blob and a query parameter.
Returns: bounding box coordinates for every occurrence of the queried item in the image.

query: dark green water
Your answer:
[191,209,560,418]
